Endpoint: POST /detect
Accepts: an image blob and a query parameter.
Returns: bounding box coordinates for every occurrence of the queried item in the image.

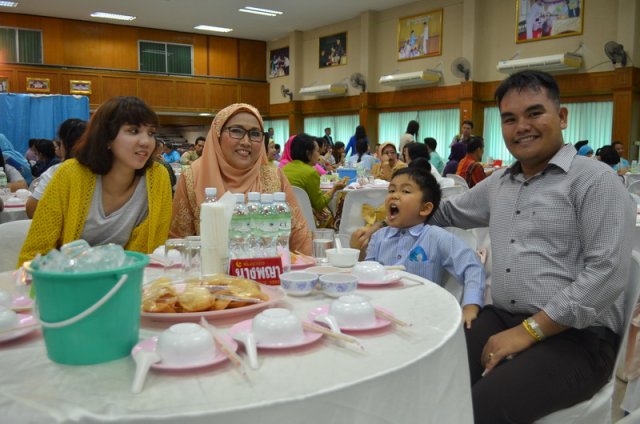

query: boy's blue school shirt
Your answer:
[365,223,485,307]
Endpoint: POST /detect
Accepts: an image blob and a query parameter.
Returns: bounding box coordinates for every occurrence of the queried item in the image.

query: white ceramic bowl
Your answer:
[15,189,31,201]
[252,308,304,346]
[0,289,12,308]
[352,261,387,284]
[0,306,19,331]
[279,271,318,296]
[157,323,216,366]
[325,248,360,268]
[329,295,376,328]
[4,197,23,206]
[319,273,358,297]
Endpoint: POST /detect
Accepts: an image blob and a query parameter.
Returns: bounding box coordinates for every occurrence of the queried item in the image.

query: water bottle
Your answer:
[0,167,7,197]
[229,193,251,259]
[273,192,292,269]
[256,193,278,257]
[204,187,217,203]
[246,191,261,257]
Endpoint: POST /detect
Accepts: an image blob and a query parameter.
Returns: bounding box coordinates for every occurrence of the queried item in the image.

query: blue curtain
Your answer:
[0,93,90,155]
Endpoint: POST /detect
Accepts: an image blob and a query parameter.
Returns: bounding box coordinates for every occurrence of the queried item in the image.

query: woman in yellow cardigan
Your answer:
[18,96,173,265]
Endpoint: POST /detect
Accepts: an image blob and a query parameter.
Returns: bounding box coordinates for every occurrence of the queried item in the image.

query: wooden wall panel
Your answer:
[174,81,208,109]
[238,39,266,81]
[239,84,269,114]
[101,76,138,100]
[60,73,100,103]
[139,79,175,108]
[209,84,238,111]
[209,36,238,78]
[375,85,460,111]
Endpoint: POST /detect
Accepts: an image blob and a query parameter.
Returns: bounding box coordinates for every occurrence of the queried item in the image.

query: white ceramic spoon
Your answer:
[232,331,259,370]
[131,349,161,394]
[334,237,343,252]
[313,314,342,334]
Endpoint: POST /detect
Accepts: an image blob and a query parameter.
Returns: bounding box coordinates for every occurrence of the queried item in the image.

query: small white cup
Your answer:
[0,306,19,332]
[319,273,358,297]
[157,323,216,366]
[279,271,318,296]
[325,248,360,268]
[352,261,386,284]
[329,295,376,328]
[252,308,304,345]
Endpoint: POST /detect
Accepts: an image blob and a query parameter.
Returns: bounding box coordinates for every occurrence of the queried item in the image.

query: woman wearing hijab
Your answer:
[443,142,467,176]
[370,142,406,181]
[577,145,594,157]
[279,135,327,175]
[170,103,312,255]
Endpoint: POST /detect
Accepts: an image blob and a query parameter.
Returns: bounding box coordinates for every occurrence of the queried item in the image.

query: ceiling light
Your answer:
[198,113,213,116]
[90,12,136,21]
[0,1,18,7]
[194,25,233,33]
[238,6,283,17]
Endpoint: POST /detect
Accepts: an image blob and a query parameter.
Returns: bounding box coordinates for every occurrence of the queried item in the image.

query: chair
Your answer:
[441,185,467,198]
[445,173,470,189]
[629,180,640,197]
[337,188,387,237]
[441,227,478,303]
[291,186,317,232]
[617,408,640,424]
[0,219,32,272]
[534,251,640,424]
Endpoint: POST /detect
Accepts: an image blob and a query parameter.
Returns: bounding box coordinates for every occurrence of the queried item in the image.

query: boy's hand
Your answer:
[462,304,480,329]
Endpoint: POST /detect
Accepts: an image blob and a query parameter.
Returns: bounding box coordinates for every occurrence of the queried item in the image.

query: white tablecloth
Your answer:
[0,269,473,423]
[0,205,27,224]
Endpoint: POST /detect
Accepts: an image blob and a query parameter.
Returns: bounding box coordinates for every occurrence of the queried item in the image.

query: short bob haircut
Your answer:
[391,163,441,221]
[74,96,158,176]
[290,133,318,164]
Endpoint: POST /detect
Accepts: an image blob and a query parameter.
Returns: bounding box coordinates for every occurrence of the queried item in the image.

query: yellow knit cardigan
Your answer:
[18,159,173,266]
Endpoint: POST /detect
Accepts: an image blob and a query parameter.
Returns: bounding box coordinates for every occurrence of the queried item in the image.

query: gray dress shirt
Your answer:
[431,144,635,334]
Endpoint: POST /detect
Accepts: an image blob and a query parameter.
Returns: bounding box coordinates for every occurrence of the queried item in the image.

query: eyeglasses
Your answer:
[382,150,397,156]
[223,126,264,143]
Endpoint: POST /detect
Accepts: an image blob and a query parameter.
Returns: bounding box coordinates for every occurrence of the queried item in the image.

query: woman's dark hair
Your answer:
[0,147,5,168]
[332,141,345,163]
[354,125,367,140]
[290,133,317,164]
[34,139,56,161]
[424,137,437,151]
[407,142,430,162]
[574,140,589,151]
[74,96,159,176]
[598,145,620,166]
[263,131,271,152]
[355,138,369,162]
[495,70,561,110]
[392,164,441,220]
[57,118,87,160]
[406,120,419,136]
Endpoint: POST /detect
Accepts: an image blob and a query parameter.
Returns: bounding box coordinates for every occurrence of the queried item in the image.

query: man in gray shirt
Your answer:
[431,70,635,423]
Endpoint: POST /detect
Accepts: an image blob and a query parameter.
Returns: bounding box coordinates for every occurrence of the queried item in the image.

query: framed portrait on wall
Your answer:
[319,32,347,68]
[26,77,50,93]
[0,77,8,93]
[70,80,92,95]
[397,9,443,61]
[516,0,584,43]
[269,47,290,78]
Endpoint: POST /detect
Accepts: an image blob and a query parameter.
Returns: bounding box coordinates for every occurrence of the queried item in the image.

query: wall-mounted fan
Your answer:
[604,41,628,67]
[349,72,366,92]
[280,85,293,102]
[451,57,471,81]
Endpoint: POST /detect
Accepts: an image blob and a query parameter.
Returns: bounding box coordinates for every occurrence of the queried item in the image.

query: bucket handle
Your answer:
[36,274,129,329]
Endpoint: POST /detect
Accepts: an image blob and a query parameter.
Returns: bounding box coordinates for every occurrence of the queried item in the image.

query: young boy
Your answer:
[364,162,485,327]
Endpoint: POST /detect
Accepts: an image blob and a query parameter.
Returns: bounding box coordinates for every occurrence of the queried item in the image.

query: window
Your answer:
[138,41,192,75]
[304,115,359,146]
[0,27,43,64]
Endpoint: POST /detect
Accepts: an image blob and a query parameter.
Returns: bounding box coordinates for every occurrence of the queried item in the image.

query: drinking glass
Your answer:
[184,236,201,279]
[312,229,335,263]
[164,238,187,278]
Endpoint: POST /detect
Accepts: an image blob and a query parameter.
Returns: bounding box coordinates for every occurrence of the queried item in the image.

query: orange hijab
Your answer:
[191,103,267,205]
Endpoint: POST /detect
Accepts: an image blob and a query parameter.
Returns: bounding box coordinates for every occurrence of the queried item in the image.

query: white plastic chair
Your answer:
[291,186,317,232]
[337,188,387,237]
[441,185,467,198]
[617,408,640,424]
[629,180,640,196]
[534,251,640,424]
[0,219,32,271]
[445,173,470,189]
[441,227,478,303]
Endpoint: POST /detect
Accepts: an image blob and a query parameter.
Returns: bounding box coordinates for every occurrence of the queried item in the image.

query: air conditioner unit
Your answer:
[299,84,347,97]
[496,53,582,74]
[378,70,441,87]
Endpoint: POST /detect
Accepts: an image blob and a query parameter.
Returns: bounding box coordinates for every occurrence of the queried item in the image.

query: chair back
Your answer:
[445,173,470,189]
[617,408,640,424]
[629,180,640,196]
[338,188,387,237]
[535,251,640,424]
[291,186,317,232]
[0,219,32,271]
[441,185,467,198]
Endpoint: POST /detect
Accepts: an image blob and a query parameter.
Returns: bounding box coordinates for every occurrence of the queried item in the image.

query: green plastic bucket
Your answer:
[31,251,149,365]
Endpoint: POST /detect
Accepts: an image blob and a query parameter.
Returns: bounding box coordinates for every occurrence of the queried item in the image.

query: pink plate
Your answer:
[308,305,393,332]
[228,319,322,349]
[11,296,33,312]
[290,258,317,270]
[141,284,284,322]
[0,314,38,343]
[131,334,238,370]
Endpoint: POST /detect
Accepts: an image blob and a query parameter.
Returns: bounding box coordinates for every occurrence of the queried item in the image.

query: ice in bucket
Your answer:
[32,240,127,273]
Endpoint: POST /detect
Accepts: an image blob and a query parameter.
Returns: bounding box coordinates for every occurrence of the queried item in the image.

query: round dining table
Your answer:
[0,266,473,423]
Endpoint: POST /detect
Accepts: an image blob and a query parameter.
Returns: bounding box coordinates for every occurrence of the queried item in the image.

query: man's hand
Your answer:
[480,324,536,375]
